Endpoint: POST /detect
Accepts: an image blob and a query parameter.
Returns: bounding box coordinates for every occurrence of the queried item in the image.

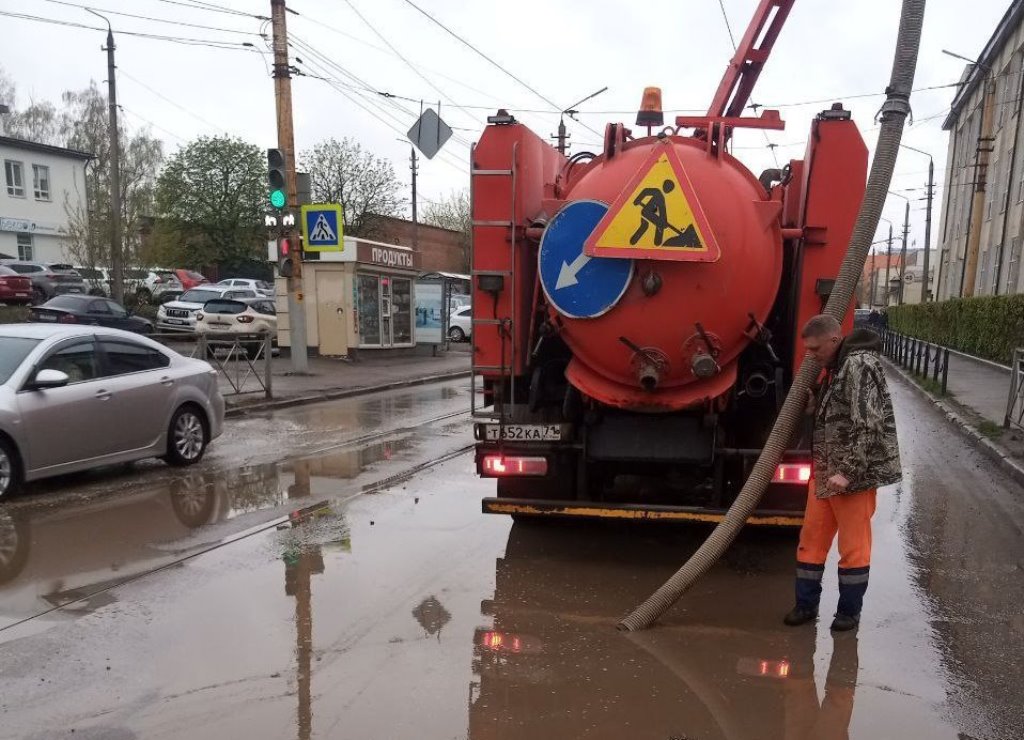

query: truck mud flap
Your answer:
[482,497,803,527]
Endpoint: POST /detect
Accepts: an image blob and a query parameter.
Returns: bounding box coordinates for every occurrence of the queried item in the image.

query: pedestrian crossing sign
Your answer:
[584,144,721,263]
[301,203,344,252]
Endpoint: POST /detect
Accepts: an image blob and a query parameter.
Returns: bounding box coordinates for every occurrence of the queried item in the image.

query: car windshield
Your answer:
[48,264,76,273]
[44,295,88,310]
[256,281,271,290]
[0,337,40,384]
[0,266,16,276]
[203,299,246,315]
[179,289,221,303]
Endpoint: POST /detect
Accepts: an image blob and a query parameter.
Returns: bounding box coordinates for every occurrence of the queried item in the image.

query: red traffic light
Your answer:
[279,238,291,256]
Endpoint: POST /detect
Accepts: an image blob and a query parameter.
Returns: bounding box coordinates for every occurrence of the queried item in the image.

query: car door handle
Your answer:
[95,389,112,401]
[160,376,174,386]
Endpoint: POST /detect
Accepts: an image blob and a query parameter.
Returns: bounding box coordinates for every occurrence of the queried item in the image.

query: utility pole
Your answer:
[410,147,419,251]
[899,199,910,305]
[901,144,935,302]
[271,0,308,373]
[88,10,123,303]
[870,252,879,307]
[962,73,996,297]
[884,224,894,306]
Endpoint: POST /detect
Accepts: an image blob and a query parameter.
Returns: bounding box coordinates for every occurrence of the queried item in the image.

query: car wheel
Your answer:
[448,326,465,342]
[165,406,208,467]
[0,509,29,585]
[0,437,21,500]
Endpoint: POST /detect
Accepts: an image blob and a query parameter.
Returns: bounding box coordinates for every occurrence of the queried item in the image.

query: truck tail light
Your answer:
[773,463,811,484]
[481,455,548,477]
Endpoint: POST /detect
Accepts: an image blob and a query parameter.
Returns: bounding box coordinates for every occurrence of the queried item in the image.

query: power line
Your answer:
[38,0,263,36]
[339,0,485,136]
[717,0,738,50]
[119,104,187,143]
[395,0,604,140]
[119,70,234,136]
[0,10,263,51]
[143,0,268,20]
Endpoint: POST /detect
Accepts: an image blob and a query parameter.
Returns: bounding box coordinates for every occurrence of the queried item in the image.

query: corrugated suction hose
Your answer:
[618,0,926,632]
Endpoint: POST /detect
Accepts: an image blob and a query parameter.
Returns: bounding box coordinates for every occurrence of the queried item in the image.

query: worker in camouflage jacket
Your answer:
[784,315,902,632]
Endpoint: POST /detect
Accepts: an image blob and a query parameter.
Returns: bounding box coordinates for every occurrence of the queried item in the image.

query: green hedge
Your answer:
[888,295,1024,364]
[0,306,30,324]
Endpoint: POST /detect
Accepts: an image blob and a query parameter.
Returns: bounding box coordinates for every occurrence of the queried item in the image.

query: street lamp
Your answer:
[888,191,911,305]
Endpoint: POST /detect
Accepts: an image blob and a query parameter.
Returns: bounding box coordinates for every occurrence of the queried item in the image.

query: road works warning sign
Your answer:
[584,145,721,263]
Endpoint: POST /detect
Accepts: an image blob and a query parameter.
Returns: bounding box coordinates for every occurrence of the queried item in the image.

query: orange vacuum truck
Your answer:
[470,0,864,525]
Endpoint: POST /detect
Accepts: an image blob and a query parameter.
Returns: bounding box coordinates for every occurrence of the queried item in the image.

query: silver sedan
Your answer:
[0,325,225,499]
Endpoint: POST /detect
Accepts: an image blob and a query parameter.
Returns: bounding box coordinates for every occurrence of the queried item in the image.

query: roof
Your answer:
[0,136,94,161]
[944,0,1024,129]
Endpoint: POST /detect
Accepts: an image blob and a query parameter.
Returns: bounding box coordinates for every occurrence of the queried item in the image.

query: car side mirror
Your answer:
[32,369,70,390]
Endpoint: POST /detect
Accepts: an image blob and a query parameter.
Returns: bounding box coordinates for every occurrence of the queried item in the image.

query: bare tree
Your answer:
[422,189,471,271]
[298,137,405,238]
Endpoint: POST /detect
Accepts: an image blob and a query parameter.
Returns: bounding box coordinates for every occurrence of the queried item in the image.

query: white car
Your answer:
[0,324,224,499]
[448,305,472,342]
[156,286,258,333]
[216,278,274,297]
[195,298,277,358]
[71,267,183,302]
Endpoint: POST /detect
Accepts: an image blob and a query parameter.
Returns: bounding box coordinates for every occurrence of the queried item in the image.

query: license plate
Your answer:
[165,318,184,325]
[482,424,564,442]
[14,293,28,298]
[37,314,56,322]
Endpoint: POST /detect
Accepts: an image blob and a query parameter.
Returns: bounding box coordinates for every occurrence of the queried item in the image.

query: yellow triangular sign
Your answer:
[584,146,721,263]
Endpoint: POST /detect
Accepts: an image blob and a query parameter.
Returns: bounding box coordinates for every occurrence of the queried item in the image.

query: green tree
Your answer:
[422,189,471,271]
[298,137,405,238]
[0,69,163,274]
[153,135,265,268]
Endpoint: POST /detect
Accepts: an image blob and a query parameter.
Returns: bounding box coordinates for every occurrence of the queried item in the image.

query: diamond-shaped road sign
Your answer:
[408,108,453,160]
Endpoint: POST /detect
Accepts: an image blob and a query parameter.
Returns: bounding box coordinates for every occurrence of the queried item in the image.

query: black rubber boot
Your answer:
[783,605,819,626]
[830,613,860,632]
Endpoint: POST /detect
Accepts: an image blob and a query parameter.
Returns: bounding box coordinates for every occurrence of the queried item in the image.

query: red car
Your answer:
[174,269,209,291]
[0,265,32,304]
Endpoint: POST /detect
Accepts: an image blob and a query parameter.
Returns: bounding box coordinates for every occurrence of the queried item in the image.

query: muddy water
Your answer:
[0,375,1020,739]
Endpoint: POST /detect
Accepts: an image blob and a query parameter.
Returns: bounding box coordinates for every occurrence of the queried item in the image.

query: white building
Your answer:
[0,136,92,263]
[936,2,1024,299]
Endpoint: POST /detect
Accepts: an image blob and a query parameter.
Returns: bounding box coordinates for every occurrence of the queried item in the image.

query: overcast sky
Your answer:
[0,0,1007,249]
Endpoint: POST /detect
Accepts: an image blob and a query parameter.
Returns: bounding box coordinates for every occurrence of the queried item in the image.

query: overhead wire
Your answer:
[394,0,605,141]
[119,69,235,136]
[38,0,263,36]
[142,0,268,19]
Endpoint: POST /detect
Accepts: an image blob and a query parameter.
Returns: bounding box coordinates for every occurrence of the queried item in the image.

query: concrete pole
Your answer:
[884,224,893,306]
[410,147,419,251]
[921,158,934,301]
[963,74,996,297]
[899,200,909,305]
[271,0,308,372]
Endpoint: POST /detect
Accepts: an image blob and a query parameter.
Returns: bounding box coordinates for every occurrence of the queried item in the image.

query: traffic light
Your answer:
[277,236,294,277]
[267,148,287,210]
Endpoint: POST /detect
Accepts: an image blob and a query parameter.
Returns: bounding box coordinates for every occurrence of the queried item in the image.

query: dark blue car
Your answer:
[29,295,153,334]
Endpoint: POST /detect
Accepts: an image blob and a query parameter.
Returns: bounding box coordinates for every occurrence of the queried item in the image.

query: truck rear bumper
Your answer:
[482,497,804,527]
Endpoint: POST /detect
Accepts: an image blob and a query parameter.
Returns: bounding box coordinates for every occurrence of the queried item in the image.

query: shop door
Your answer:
[316,271,348,356]
[391,278,412,345]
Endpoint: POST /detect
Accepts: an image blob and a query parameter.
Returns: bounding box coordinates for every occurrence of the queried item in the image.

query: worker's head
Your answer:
[801,314,843,365]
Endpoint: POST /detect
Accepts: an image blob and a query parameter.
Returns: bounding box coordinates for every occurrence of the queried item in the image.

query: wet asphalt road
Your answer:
[0,374,1021,739]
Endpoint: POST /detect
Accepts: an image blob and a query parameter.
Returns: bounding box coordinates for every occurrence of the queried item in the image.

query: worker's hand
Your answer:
[827,473,849,493]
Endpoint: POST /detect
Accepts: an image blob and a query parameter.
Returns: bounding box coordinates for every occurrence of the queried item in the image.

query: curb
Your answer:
[224,369,472,418]
[882,358,1024,488]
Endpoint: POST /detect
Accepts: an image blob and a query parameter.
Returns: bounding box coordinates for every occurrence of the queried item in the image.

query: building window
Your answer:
[4,160,25,197]
[16,233,33,261]
[32,164,50,201]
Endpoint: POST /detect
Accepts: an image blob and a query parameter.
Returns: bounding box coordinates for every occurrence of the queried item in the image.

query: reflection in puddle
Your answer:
[467,525,860,740]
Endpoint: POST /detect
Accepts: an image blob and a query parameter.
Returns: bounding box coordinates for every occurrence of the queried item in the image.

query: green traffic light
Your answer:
[270,189,286,209]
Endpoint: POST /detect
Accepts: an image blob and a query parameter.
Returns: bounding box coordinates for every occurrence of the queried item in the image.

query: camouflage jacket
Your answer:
[813,329,902,497]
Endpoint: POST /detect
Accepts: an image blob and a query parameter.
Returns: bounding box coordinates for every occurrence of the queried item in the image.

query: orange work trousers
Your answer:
[797,482,876,569]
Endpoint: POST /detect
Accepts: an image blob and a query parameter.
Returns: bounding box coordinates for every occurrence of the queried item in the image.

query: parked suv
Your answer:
[156,285,258,333]
[215,278,273,297]
[0,261,86,303]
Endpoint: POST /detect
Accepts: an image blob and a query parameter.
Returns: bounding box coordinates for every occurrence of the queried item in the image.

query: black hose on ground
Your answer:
[618,0,926,632]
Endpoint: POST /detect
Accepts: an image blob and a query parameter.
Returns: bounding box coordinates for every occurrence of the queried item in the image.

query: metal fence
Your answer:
[150,332,273,399]
[881,330,949,395]
[1003,348,1024,430]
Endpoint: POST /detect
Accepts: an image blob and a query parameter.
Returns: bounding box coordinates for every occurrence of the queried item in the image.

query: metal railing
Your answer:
[150,332,273,399]
[881,329,949,395]
[1003,348,1024,430]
